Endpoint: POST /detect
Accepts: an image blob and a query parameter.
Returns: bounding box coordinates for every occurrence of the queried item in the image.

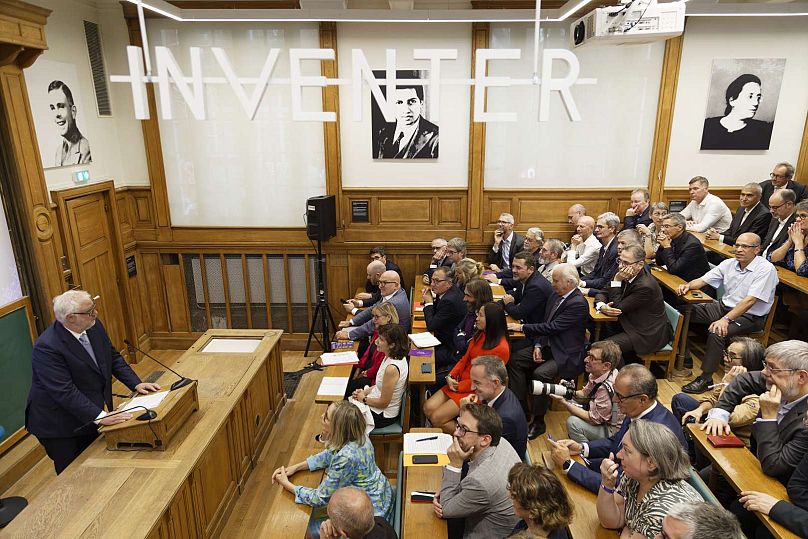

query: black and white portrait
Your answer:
[26,60,93,169]
[700,58,786,151]
[371,69,439,159]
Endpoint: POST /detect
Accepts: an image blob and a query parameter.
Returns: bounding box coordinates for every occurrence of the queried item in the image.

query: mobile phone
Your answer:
[339,298,349,304]
[421,363,432,374]
[692,292,702,298]
[410,491,436,502]
[414,315,425,321]
[412,454,439,465]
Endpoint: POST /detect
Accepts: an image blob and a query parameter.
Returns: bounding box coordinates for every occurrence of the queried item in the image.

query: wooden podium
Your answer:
[98,381,200,450]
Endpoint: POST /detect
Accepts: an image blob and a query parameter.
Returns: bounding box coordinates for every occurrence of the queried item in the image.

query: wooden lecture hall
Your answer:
[0,0,807,538]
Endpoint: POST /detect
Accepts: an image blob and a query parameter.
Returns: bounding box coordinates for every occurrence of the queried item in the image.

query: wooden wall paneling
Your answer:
[116,190,134,246]
[141,252,170,332]
[647,34,684,203]
[247,361,272,459]
[304,253,313,329]
[319,21,344,234]
[283,254,293,331]
[219,253,233,328]
[466,22,490,244]
[241,254,252,329]
[124,246,148,350]
[166,477,201,538]
[199,253,213,329]
[194,423,238,537]
[227,400,251,491]
[326,250,348,320]
[378,197,432,224]
[796,112,808,183]
[124,16,172,241]
[262,254,273,329]
[157,253,190,333]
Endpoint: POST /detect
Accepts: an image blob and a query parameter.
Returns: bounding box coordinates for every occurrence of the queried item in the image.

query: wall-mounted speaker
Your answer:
[306,195,336,241]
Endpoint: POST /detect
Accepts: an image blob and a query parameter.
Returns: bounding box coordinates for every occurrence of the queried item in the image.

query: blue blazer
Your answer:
[582,238,618,292]
[26,320,142,438]
[567,402,687,493]
[491,387,528,460]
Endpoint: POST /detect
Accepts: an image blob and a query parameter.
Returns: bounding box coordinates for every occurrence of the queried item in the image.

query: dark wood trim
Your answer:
[796,111,808,183]
[319,21,344,234]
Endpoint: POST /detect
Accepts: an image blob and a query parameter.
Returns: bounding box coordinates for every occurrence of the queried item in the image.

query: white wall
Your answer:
[338,23,472,188]
[665,17,808,187]
[26,0,149,192]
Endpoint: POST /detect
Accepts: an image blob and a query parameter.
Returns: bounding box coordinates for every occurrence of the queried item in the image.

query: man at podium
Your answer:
[25,289,161,474]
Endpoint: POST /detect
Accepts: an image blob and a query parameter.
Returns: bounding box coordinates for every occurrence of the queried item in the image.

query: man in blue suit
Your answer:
[547,364,686,493]
[26,290,161,474]
[462,355,528,460]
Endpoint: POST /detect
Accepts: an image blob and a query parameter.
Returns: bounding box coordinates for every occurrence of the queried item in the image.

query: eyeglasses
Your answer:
[733,243,759,250]
[454,421,482,437]
[795,213,808,220]
[762,360,798,373]
[618,259,643,266]
[769,203,786,211]
[431,278,449,284]
[585,352,604,362]
[722,350,743,362]
[614,391,644,401]
[770,173,787,179]
[445,249,458,255]
[378,280,396,286]
[71,303,97,316]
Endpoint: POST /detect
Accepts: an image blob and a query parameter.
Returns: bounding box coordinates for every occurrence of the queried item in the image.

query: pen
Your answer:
[417,436,438,442]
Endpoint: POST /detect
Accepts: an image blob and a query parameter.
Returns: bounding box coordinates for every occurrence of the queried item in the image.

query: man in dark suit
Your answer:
[595,244,672,360]
[547,364,686,493]
[26,290,161,474]
[507,263,588,438]
[422,266,467,367]
[705,182,771,264]
[623,188,653,229]
[488,213,524,272]
[423,237,453,282]
[655,213,712,302]
[373,85,439,159]
[580,212,620,293]
[500,251,553,327]
[759,162,808,208]
[761,189,797,258]
[463,356,528,459]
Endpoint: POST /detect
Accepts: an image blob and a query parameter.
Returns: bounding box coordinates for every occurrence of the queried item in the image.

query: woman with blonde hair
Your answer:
[344,301,399,397]
[272,400,393,522]
[455,257,485,288]
[506,463,573,538]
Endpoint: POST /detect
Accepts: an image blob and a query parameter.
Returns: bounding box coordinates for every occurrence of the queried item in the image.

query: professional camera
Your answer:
[531,381,575,399]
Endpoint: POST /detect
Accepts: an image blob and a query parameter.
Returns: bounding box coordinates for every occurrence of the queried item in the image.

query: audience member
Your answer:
[422,266,467,362]
[368,246,404,291]
[678,232,778,394]
[567,204,586,226]
[596,420,702,538]
[579,212,620,293]
[768,199,808,276]
[506,463,573,539]
[348,260,387,309]
[700,340,808,484]
[350,324,409,430]
[492,228,543,280]
[453,279,494,360]
[423,302,510,433]
[655,212,712,303]
[548,364,686,494]
[595,244,672,361]
[488,213,524,272]
[446,238,467,267]
[551,340,625,443]
[423,237,452,282]
[761,188,797,258]
[740,418,808,539]
[461,355,528,459]
[337,270,411,340]
[319,487,397,539]
[501,252,554,329]
[455,258,485,288]
[759,161,807,207]
[537,239,564,281]
[507,264,588,438]
[705,182,771,249]
[623,188,652,229]
[434,403,521,539]
[273,401,393,521]
[563,216,600,275]
[344,303,399,397]
[655,501,742,539]
[680,176,733,233]
[637,202,668,259]
[673,337,764,447]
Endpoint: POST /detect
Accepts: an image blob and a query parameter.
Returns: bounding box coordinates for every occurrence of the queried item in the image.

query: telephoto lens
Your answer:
[531,381,575,399]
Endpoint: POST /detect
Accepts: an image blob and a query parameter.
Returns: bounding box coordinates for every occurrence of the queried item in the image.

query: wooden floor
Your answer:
[2,321,790,536]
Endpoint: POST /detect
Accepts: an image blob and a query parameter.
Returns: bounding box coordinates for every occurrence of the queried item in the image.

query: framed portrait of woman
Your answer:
[700,58,786,151]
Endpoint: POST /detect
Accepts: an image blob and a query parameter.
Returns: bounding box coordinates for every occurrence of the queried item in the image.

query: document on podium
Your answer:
[120,390,170,412]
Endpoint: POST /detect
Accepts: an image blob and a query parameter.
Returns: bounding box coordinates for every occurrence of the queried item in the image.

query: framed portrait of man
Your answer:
[370,69,439,160]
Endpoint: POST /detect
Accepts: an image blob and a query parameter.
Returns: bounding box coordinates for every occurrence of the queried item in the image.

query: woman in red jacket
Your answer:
[422,301,509,433]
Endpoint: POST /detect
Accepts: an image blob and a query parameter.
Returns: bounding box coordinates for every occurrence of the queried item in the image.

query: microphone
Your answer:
[74,405,163,447]
[124,339,195,391]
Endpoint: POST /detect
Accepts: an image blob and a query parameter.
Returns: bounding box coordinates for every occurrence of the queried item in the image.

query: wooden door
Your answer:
[63,190,128,351]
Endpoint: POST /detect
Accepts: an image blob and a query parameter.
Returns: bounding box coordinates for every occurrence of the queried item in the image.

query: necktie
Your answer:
[776,404,787,424]
[394,131,405,150]
[79,333,98,367]
[548,296,564,320]
[502,237,510,268]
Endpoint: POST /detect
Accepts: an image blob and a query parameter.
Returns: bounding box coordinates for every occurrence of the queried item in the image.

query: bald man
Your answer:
[337,270,411,340]
[564,215,601,275]
[567,204,586,226]
[346,260,387,311]
[320,487,397,539]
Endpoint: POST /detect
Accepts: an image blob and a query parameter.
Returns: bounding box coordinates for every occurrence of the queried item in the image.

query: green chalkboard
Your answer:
[0,298,35,449]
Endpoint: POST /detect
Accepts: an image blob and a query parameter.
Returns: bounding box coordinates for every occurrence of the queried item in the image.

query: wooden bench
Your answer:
[402,428,447,539]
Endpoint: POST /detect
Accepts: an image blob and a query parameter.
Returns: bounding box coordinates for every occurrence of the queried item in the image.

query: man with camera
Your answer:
[549,340,625,443]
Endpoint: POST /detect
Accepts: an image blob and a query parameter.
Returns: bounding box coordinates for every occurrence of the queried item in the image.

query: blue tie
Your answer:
[79,333,98,367]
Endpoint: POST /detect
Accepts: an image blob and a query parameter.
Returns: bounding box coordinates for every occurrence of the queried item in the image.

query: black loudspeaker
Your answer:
[306,195,336,241]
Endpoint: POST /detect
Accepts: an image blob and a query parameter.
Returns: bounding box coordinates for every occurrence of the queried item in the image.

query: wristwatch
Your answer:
[562,459,574,473]
[362,396,367,404]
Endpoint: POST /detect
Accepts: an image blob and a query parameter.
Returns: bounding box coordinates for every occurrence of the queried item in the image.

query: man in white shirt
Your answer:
[677,232,779,394]
[563,215,600,275]
[680,176,733,233]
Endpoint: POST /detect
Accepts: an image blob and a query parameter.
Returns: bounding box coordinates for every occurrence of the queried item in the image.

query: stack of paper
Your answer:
[317,377,349,397]
[119,390,170,412]
[320,351,360,366]
[403,432,453,455]
[408,332,441,348]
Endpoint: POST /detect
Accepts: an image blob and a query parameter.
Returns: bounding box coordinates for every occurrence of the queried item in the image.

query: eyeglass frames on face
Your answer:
[733,243,759,250]
[762,360,797,373]
[431,278,450,284]
[378,280,396,286]
[71,303,97,316]
[454,421,481,436]
[614,391,644,401]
